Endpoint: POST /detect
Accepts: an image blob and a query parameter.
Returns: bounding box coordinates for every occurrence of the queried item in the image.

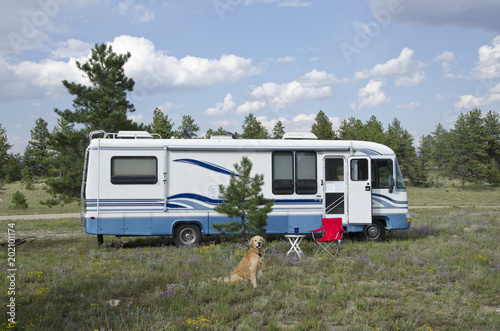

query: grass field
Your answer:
[1,181,500,330]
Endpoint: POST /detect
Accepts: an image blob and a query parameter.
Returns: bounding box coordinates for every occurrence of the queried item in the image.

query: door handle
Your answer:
[365,185,371,191]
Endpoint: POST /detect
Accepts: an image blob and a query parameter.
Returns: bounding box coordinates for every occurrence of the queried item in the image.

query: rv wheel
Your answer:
[174,224,201,246]
[363,221,386,242]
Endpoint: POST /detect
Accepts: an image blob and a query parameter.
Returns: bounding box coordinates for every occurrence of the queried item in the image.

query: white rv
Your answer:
[81,131,411,245]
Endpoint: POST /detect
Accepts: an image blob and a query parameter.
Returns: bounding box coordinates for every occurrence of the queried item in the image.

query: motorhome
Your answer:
[81,131,411,245]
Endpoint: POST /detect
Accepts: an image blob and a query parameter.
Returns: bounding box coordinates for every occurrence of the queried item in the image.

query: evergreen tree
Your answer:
[0,124,12,181]
[429,123,452,172]
[418,134,433,173]
[311,110,335,140]
[213,157,274,240]
[272,121,285,139]
[241,113,269,139]
[363,115,386,143]
[446,109,488,188]
[46,119,87,202]
[24,117,53,177]
[175,114,200,138]
[149,108,174,139]
[54,43,139,132]
[337,117,364,140]
[484,110,500,165]
[4,154,22,183]
[386,118,426,185]
[205,127,228,139]
[48,43,141,201]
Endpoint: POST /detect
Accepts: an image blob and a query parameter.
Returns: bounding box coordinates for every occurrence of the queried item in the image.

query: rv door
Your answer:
[347,156,372,224]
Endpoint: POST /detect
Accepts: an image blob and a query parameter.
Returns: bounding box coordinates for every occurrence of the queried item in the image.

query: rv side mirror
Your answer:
[388,175,395,193]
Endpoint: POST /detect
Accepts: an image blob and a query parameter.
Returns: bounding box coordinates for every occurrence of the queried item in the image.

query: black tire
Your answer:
[174,224,201,246]
[363,220,386,242]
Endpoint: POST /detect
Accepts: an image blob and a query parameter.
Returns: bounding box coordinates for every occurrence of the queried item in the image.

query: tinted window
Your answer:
[111,156,158,184]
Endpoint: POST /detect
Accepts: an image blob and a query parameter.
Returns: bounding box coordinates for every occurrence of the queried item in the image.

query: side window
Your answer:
[272,151,317,195]
[272,152,294,194]
[111,156,158,185]
[295,152,317,194]
[350,159,368,181]
[325,158,344,181]
[372,159,393,188]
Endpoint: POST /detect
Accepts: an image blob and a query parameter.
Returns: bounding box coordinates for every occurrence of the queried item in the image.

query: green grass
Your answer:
[1,207,500,330]
[0,181,79,216]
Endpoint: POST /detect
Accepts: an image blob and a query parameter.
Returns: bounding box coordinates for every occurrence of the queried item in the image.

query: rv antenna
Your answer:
[183,130,192,139]
[228,132,238,139]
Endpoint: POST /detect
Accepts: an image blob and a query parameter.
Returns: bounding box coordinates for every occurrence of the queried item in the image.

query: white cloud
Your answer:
[0,56,87,100]
[246,69,340,110]
[160,102,184,112]
[244,0,312,7]
[434,51,459,78]
[51,39,91,59]
[110,35,261,95]
[396,101,421,110]
[0,35,261,102]
[128,113,145,123]
[354,48,426,87]
[473,36,500,80]
[203,93,236,116]
[454,82,500,109]
[350,80,390,110]
[113,0,155,23]
[367,0,500,33]
[236,101,266,115]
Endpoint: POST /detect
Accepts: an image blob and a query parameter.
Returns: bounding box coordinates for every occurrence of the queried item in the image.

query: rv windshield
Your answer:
[395,158,405,188]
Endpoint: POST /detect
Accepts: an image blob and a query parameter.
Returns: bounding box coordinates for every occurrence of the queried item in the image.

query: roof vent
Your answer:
[117,131,153,139]
[282,132,318,140]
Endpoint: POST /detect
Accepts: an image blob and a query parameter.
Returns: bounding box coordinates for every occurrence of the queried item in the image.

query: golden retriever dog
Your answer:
[224,236,265,289]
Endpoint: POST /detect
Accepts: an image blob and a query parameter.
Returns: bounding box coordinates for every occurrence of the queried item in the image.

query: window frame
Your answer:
[110,156,158,185]
[271,151,317,195]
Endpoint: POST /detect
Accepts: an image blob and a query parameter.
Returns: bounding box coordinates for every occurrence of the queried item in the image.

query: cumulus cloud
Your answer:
[109,35,261,95]
[51,39,92,59]
[350,80,390,110]
[236,101,266,115]
[396,101,421,110]
[203,93,236,116]
[0,56,87,100]
[473,35,500,80]
[434,51,459,78]
[0,35,261,102]
[454,82,500,109]
[354,48,426,87]
[367,0,500,33]
[245,69,340,110]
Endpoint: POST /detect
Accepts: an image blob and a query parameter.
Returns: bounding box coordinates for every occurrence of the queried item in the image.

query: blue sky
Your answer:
[2,0,500,153]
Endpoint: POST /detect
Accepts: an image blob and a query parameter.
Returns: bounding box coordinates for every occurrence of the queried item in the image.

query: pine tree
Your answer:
[311,110,335,140]
[0,124,12,181]
[337,117,364,140]
[272,121,285,139]
[54,43,139,132]
[241,113,269,139]
[213,157,274,240]
[175,115,200,138]
[149,108,174,139]
[24,118,53,177]
[48,43,141,201]
[205,127,228,139]
[446,109,488,188]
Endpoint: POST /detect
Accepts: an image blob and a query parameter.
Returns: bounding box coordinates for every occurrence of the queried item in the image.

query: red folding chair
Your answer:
[309,218,344,258]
